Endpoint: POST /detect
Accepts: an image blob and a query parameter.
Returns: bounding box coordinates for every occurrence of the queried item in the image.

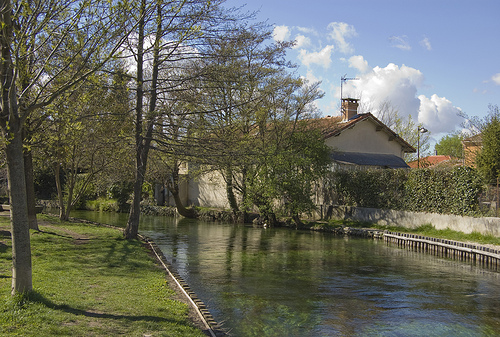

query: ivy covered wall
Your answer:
[322,166,484,217]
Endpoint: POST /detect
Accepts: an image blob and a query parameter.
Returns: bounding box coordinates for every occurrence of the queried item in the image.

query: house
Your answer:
[407,155,462,169]
[462,134,481,168]
[318,98,415,169]
[157,98,416,208]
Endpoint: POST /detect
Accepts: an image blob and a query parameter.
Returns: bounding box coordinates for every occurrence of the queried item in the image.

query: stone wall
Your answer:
[319,205,500,236]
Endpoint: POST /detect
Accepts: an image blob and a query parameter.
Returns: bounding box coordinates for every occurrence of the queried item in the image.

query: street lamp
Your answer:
[417,127,428,168]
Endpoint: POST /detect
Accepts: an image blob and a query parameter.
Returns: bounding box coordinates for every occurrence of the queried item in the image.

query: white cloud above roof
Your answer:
[327,22,357,54]
[296,26,318,35]
[418,95,463,133]
[348,55,369,73]
[340,62,463,133]
[420,37,432,51]
[293,34,311,49]
[389,35,411,51]
[273,25,290,42]
[298,45,334,68]
[492,73,500,85]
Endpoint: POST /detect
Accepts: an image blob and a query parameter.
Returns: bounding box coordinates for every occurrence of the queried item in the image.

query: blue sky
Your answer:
[225,0,500,143]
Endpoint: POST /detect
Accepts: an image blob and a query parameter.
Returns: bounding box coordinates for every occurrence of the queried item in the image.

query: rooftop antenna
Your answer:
[340,74,359,113]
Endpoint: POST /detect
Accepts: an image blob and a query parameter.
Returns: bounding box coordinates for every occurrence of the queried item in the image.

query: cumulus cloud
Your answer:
[273,25,290,42]
[492,73,500,85]
[418,95,463,133]
[348,55,369,73]
[344,63,423,118]
[341,62,463,133]
[420,37,432,51]
[298,45,334,68]
[389,35,411,51]
[293,34,311,49]
[327,22,357,54]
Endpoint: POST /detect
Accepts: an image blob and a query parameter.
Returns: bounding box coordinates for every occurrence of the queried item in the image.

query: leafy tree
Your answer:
[190,22,300,220]
[435,133,464,158]
[0,0,131,294]
[476,112,500,183]
[38,69,132,220]
[122,0,239,238]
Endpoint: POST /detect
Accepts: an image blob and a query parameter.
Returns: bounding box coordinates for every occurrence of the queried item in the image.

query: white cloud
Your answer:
[293,34,311,49]
[420,37,432,51]
[296,26,318,35]
[492,73,500,85]
[345,63,423,118]
[348,55,369,73]
[341,62,463,134]
[298,45,334,68]
[273,25,290,42]
[389,35,411,51]
[418,95,463,133]
[327,22,357,54]
[301,70,321,84]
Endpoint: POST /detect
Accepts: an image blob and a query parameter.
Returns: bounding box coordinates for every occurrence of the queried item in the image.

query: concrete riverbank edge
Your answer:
[71,218,226,337]
[319,205,500,236]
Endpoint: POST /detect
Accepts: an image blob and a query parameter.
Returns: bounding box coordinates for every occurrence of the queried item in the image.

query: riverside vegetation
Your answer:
[0,214,205,337]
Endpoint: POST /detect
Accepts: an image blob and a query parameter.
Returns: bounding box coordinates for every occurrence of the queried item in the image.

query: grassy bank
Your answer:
[0,214,205,337]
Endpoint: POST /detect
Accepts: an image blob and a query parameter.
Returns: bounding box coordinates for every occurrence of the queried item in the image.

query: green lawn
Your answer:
[0,214,205,337]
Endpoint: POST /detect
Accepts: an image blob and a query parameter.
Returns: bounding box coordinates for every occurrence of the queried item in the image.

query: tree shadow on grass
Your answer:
[23,290,189,326]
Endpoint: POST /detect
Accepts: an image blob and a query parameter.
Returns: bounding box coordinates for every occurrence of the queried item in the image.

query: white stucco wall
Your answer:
[324,119,405,157]
[187,170,229,209]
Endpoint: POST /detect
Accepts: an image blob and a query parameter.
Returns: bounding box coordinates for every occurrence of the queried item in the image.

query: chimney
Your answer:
[341,98,359,121]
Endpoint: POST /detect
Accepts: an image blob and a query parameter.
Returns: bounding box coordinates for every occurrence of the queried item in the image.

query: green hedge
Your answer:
[323,166,483,216]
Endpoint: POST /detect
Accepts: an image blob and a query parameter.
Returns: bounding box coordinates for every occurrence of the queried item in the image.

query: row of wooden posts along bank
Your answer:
[300,224,500,272]
[383,231,500,271]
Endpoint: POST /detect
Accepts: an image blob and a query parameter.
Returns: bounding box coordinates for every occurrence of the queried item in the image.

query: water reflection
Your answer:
[70,211,500,336]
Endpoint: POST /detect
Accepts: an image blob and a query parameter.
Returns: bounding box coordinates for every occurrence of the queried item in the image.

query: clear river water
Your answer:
[71,211,500,336]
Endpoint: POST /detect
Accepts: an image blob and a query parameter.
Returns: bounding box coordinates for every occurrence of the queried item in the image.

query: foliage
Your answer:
[476,109,500,183]
[325,166,483,216]
[85,198,121,212]
[434,133,464,158]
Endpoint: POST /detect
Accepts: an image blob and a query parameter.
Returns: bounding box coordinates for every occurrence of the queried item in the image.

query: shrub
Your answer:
[324,166,483,216]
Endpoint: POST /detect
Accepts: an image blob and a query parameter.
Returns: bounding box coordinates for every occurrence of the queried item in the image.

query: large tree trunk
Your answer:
[172,190,196,218]
[1,0,32,294]
[6,130,32,294]
[124,0,146,240]
[167,167,196,218]
[124,166,144,239]
[225,166,239,215]
[24,149,38,230]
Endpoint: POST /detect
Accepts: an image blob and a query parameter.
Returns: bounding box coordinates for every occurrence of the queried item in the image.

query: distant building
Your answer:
[407,155,462,169]
[317,98,415,169]
[462,134,482,168]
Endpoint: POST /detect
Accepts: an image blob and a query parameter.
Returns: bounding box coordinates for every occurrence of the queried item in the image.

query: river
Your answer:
[71,210,500,336]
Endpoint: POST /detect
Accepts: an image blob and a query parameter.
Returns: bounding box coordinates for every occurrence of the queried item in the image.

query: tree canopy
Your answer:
[434,133,464,158]
[476,106,500,183]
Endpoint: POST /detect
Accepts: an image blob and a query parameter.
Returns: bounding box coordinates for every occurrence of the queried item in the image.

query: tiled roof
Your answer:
[407,155,462,168]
